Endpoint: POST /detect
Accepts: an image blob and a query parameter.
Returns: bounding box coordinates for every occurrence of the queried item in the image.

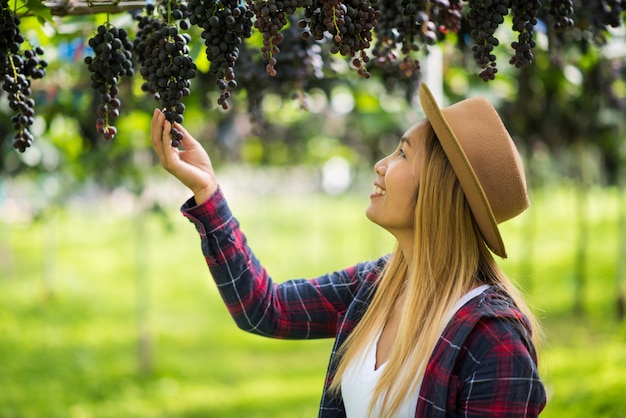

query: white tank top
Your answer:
[341,285,490,417]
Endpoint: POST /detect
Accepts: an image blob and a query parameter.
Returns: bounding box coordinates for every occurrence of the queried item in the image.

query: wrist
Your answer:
[193,183,218,205]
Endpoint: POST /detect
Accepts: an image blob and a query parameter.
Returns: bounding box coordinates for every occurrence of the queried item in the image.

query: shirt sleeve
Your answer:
[454,317,547,417]
[181,188,380,340]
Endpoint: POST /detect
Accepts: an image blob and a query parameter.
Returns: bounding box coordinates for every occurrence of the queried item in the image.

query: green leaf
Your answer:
[23,0,53,23]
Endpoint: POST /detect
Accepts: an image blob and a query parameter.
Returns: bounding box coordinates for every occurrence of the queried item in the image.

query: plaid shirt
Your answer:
[182,188,547,417]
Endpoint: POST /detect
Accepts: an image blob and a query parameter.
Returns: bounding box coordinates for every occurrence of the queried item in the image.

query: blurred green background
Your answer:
[2,182,626,417]
[2,2,626,417]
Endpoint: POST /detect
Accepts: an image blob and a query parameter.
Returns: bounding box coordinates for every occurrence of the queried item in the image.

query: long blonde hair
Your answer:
[329,124,541,416]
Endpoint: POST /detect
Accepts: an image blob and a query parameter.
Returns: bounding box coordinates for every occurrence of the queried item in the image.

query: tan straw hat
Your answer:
[418,83,529,258]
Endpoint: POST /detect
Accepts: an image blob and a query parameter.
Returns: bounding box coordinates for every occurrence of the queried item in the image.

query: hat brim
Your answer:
[418,83,506,257]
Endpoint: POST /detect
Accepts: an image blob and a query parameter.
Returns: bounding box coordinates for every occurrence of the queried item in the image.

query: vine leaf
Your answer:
[23,0,53,23]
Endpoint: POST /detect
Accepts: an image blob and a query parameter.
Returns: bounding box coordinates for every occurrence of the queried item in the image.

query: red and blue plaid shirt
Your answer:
[182,188,547,417]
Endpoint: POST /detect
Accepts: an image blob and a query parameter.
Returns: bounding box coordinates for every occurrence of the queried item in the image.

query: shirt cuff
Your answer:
[180,187,234,238]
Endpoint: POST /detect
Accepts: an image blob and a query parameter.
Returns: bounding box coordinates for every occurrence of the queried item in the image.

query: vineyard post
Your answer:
[572,141,590,316]
[616,182,626,321]
[135,202,152,375]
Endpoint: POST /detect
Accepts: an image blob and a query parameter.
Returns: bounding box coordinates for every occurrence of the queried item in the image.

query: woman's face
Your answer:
[366,121,427,239]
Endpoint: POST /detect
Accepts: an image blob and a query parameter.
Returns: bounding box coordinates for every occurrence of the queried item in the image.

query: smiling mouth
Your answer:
[375,186,386,196]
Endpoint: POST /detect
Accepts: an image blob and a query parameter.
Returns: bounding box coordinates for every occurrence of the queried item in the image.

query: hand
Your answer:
[150,109,218,204]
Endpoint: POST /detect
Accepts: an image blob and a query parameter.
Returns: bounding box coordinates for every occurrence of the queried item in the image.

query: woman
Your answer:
[150,83,547,417]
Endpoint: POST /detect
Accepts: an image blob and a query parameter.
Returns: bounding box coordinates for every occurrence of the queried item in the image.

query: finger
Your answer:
[150,109,166,160]
[160,118,181,170]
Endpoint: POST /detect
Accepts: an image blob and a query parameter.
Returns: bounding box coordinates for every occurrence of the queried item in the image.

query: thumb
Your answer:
[173,122,200,149]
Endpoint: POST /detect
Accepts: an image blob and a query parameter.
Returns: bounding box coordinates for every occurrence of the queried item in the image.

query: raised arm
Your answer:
[150,110,382,340]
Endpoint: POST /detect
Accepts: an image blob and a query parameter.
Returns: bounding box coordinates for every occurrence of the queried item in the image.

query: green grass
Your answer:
[1,184,625,417]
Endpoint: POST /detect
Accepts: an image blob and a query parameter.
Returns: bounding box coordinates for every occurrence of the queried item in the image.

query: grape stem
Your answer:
[7,54,25,136]
[332,5,341,42]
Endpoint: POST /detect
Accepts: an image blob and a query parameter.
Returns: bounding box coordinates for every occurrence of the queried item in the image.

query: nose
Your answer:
[374,157,387,176]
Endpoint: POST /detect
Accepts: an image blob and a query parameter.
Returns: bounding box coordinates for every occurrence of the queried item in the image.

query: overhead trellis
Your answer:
[43,0,145,16]
[2,0,626,153]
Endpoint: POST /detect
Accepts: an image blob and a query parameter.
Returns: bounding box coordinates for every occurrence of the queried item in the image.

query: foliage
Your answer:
[0,0,624,189]
[1,184,625,417]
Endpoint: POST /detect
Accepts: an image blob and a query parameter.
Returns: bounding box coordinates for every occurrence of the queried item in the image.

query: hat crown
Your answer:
[441,97,529,224]
[419,83,529,258]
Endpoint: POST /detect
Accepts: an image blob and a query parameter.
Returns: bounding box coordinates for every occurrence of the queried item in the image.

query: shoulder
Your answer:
[444,286,540,381]
[355,255,389,283]
[429,286,537,378]
[419,287,546,415]
[451,286,533,339]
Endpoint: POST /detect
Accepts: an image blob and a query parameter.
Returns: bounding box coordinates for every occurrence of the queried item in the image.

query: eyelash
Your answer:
[398,147,406,158]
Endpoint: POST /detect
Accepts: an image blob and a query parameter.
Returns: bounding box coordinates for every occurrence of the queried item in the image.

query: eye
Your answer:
[397,146,406,158]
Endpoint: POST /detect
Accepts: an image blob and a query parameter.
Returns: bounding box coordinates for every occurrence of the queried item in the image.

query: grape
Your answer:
[548,0,574,31]
[301,0,381,78]
[188,0,253,109]
[509,0,540,69]
[134,1,197,147]
[237,15,330,127]
[1,0,47,152]
[248,0,287,77]
[587,0,625,42]
[591,0,624,28]
[84,24,134,140]
[467,0,509,81]
[432,0,463,35]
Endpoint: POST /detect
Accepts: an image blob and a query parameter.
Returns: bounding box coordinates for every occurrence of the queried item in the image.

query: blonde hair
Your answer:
[329,124,541,417]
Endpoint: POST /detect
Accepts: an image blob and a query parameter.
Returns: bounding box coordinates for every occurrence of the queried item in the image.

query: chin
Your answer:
[365,207,382,228]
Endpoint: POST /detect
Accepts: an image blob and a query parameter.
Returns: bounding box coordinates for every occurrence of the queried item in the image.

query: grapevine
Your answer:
[1,0,47,152]
[1,0,624,157]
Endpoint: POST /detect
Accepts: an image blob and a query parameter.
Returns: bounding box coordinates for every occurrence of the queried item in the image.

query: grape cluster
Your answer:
[433,0,463,35]
[134,1,197,147]
[248,0,286,77]
[1,0,48,152]
[548,0,574,31]
[509,0,540,69]
[371,0,460,84]
[589,0,625,30]
[237,16,329,126]
[84,25,134,140]
[301,0,381,78]
[467,0,509,81]
[371,0,412,79]
[188,0,253,109]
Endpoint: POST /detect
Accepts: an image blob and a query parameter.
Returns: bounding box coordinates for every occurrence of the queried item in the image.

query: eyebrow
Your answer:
[400,137,411,146]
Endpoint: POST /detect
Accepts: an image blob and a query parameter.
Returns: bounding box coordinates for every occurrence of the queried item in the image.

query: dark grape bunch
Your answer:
[432,0,463,35]
[509,0,541,69]
[248,0,286,77]
[236,16,330,127]
[590,0,625,29]
[372,0,458,81]
[134,1,197,147]
[301,0,381,78]
[1,0,47,152]
[467,0,509,81]
[84,24,134,140]
[548,0,574,31]
[188,0,254,109]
